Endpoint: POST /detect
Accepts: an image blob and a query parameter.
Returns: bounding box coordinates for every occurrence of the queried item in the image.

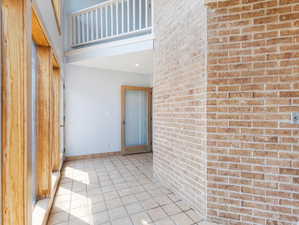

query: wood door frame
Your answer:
[52,67,61,172]
[0,1,2,223]
[121,86,152,155]
[33,6,62,199]
[1,0,32,224]
[36,46,53,199]
[0,0,2,222]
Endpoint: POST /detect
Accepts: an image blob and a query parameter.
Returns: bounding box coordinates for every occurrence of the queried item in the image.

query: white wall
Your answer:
[65,64,152,156]
[64,0,106,14]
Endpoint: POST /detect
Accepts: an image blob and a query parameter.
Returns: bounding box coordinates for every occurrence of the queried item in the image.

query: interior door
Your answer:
[121,86,152,155]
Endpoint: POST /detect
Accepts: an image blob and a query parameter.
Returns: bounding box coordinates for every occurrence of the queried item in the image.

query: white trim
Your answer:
[64,34,154,56]
[65,35,154,67]
[71,27,152,48]
[65,33,154,57]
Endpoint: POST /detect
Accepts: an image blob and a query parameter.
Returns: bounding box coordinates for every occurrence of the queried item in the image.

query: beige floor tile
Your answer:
[142,199,159,210]
[154,196,171,206]
[162,203,182,216]
[87,184,101,192]
[48,154,207,225]
[92,211,110,224]
[147,207,168,222]
[51,204,70,215]
[106,198,123,209]
[91,201,106,214]
[56,189,72,198]
[87,188,103,196]
[72,190,87,197]
[131,212,152,225]
[126,202,144,215]
[132,186,145,194]
[111,217,133,225]
[89,194,105,204]
[154,218,176,225]
[48,211,69,225]
[118,188,133,197]
[121,195,139,205]
[176,201,192,212]
[147,189,164,197]
[101,181,114,187]
[136,192,152,201]
[109,206,128,221]
[50,223,68,225]
[69,215,91,225]
[104,191,119,201]
[197,222,219,225]
[171,213,193,225]
[168,193,181,203]
[53,199,70,209]
[70,207,91,218]
[71,199,88,209]
[186,209,201,223]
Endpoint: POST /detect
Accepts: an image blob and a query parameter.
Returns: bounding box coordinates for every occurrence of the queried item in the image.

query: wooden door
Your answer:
[121,86,152,155]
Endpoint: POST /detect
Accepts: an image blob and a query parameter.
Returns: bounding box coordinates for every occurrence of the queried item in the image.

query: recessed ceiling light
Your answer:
[135,64,140,67]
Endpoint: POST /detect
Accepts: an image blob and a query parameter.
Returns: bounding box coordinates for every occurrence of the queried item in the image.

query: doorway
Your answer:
[121,86,152,155]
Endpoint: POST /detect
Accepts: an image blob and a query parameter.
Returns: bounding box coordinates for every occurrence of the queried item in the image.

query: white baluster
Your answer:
[133,0,136,31]
[96,9,99,40]
[77,16,80,44]
[105,6,108,37]
[87,12,90,41]
[81,14,84,43]
[72,16,75,46]
[145,0,148,28]
[116,1,119,35]
[91,11,95,41]
[75,16,77,45]
[139,0,141,29]
[100,7,103,39]
[151,0,153,29]
[111,3,114,36]
[122,0,124,33]
[127,0,130,32]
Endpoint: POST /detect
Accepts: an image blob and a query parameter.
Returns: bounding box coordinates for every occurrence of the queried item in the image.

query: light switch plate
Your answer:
[292,112,299,124]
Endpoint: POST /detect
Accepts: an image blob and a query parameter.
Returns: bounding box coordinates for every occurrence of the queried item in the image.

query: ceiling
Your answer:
[72,49,153,75]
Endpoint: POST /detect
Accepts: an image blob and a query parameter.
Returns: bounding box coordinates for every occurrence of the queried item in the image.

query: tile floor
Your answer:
[47,153,208,225]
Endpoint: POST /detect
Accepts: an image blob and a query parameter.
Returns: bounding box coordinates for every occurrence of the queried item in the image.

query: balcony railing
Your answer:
[71,0,153,47]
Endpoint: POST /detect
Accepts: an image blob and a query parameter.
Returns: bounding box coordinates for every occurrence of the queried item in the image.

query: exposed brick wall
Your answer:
[153,0,208,216]
[153,0,299,224]
[207,0,299,225]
